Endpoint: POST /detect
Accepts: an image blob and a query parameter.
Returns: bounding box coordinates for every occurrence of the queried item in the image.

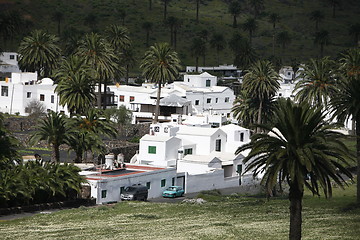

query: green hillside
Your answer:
[1,0,359,73]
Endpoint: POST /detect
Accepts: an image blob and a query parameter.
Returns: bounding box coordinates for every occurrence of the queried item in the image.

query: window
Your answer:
[195,100,199,105]
[225,97,229,102]
[172,178,175,186]
[240,132,244,142]
[148,146,156,154]
[206,98,211,104]
[9,55,14,60]
[237,165,243,185]
[161,179,166,187]
[120,186,125,194]
[51,95,54,103]
[1,86,8,96]
[187,78,190,82]
[206,79,211,87]
[215,98,218,103]
[27,92,32,98]
[154,126,160,132]
[146,182,151,189]
[184,148,193,155]
[215,139,221,152]
[101,190,107,198]
[40,94,45,101]
[130,96,135,102]
[279,93,282,97]
[227,113,230,118]
[119,95,124,102]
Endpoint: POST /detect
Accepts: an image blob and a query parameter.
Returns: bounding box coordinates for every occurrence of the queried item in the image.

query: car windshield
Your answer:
[167,187,177,191]
[125,187,136,192]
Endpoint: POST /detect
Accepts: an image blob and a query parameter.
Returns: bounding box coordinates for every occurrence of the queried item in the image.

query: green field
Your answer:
[1,183,359,240]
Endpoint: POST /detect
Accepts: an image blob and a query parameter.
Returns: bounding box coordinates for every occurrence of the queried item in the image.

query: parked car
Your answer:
[162,186,184,198]
[120,184,148,201]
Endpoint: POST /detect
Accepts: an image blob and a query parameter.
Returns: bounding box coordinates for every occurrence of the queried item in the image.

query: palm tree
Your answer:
[331,48,360,203]
[52,11,64,36]
[328,0,341,18]
[210,33,226,65]
[54,56,96,115]
[248,0,264,18]
[277,31,292,52]
[120,47,136,85]
[162,0,171,21]
[349,23,360,46]
[309,10,324,32]
[149,0,152,10]
[18,30,61,78]
[84,13,98,32]
[105,25,131,52]
[142,21,153,47]
[242,17,258,45]
[197,29,209,65]
[190,37,206,72]
[268,13,280,56]
[228,0,242,28]
[229,33,257,70]
[294,57,336,108]
[242,60,280,132]
[140,43,181,123]
[237,98,353,240]
[195,0,200,23]
[76,33,118,109]
[0,11,23,49]
[314,30,330,57]
[173,18,182,50]
[30,111,69,163]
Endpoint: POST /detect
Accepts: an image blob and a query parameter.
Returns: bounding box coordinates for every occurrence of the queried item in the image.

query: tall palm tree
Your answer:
[277,31,292,52]
[294,57,336,108]
[242,17,258,45]
[105,25,131,52]
[18,30,61,78]
[195,0,200,23]
[54,56,96,115]
[237,98,353,240]
[197,29,209,65]
[76,33,118,109]
[162,0,171,21]
[268,13,280,56]
[228,0,242,28]
[314,30,330,57]
[142,21,153,47]
[190,37,206,72]
[328,0,341,18]
[30,111,69,163]
[331,48,360,203]
[140,43,181,123]
[242,60,280,132]
[166,16,177,47]
[309,10,324,32]
[248,0,264,18]
[229,33,257,70]
[120,47,136,85]
[52,11,64,36]
[210,33,226,65]
[349,23,360,46]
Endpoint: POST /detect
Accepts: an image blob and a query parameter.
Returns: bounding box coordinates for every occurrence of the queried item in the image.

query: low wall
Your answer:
[0,199,96,216]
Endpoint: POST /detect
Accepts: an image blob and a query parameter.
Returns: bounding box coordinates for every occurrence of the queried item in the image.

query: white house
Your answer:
[108,72,236,123]
[83,164,177,204]
[0,52,21,75]
[134,122,255,194]
[0,72,69,115]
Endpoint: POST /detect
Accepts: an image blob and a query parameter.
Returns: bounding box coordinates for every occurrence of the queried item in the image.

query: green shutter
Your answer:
[101,190,107,198]
[148,146,156,154]
[161,179,166,187]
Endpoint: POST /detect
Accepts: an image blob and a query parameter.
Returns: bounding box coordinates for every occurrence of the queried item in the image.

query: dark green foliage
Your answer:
[0,114,20,168]
[0,161,85,208]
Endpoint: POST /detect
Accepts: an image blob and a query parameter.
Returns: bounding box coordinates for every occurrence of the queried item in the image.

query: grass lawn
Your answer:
[0,184,359,240]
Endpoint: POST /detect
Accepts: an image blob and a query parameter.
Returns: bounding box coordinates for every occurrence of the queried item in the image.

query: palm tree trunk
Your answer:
[146,31,150,47]
[196,0,199,23]
[233,15,237,28]
[97,81,102,108]
[125,64,129,85]
[154,83,162,123]
[164,1,168,21]
[103,81,107,110]
[195,56,199,72]
[52,144,60,163]
[257,98,263,133]
[320,44,324,58]
[149,0,152,10]
[174,29,177,50]
[289,182,303,240]
[356,115,360,204]
[272,33,275,56]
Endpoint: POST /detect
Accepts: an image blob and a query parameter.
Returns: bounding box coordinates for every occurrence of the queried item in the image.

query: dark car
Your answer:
[120,184,148,201]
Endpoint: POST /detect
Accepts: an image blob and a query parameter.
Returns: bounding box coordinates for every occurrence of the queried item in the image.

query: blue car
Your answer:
[162,186,185,198]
